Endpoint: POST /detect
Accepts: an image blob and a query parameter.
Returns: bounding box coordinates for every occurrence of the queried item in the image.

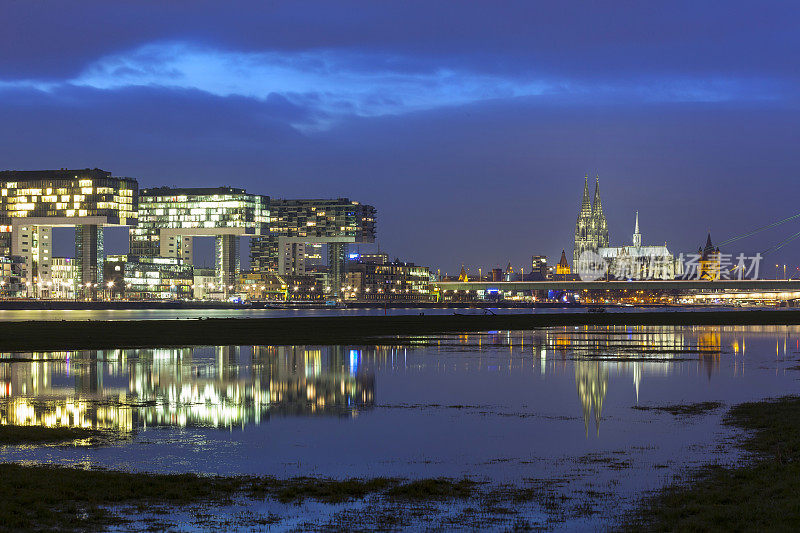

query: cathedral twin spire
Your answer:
[580,176,592,218]
[574,175,610,264]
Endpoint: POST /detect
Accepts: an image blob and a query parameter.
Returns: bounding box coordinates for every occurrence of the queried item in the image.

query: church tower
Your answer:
[591,176,609,248]
[573,176,594,264]
[632,211,641,248]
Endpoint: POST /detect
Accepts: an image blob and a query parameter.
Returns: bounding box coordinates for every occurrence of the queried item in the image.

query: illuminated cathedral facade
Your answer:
[573,176,682,280]
[573,176,610,265]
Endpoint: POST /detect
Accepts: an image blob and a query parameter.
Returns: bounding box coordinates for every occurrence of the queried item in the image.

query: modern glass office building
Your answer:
[250,198,376,292]
[124,256,193,300]
[0,169,137,294]
[131,187,268,289]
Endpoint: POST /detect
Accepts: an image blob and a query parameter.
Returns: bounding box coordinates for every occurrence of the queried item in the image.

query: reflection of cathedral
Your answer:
[575,360,608,437]
[0,345,376,431]
[546,326,723,435]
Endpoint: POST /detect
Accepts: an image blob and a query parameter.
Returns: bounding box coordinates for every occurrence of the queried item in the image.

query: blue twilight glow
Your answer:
[0,41,785,131]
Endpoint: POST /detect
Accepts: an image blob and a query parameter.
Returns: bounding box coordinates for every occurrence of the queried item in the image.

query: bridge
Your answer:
[435,279,800,293]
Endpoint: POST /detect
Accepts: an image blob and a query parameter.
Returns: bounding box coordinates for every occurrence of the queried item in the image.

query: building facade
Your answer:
[0,169,137,291]
[124,256,193,300]
[597,212,682,280]
[0,256,25,297]
[250,198,376,293]
[344,253,432,301]
[698,234,721,280]
[131,187,268,290]
[193,268,221,300]
[573,176,609,265]
[51,257,78,299]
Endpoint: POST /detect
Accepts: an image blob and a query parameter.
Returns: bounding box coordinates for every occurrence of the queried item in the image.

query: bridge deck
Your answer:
[435,280,800,292]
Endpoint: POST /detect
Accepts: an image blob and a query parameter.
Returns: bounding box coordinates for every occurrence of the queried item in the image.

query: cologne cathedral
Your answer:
[573,176,681,280]
[573,176,609,265]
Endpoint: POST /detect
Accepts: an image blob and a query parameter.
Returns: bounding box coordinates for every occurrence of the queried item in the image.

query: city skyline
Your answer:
[35,171,799,278]
[3,2,800,273]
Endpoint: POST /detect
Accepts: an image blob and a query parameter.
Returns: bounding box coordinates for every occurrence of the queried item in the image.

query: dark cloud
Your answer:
[2,1,800,84]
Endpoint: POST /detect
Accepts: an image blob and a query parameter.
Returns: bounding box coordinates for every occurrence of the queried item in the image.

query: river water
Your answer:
[0,305,765,321]
[1,325,797,530]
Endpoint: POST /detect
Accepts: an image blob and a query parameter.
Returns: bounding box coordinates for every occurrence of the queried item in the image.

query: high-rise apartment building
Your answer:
[0,169,137,292]
[250,198,376,292]
[132,187,268,290]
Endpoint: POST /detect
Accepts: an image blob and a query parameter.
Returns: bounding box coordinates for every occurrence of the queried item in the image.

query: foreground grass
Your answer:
[631,401,724,417]
[0,461,480,531]
[627,395,800,531]
[0,463,245,531]
[0,425,106,445]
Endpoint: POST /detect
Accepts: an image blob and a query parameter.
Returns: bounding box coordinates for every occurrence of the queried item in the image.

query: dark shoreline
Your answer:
[0,300,651,310]
[1,308,799,351]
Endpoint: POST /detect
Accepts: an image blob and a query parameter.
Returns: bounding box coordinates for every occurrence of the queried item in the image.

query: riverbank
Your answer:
[0,308,799,351]
[626,395,800,530]
[4,396,800,530]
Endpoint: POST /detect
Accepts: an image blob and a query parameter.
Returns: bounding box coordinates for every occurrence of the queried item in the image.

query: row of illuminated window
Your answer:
[6,202,134,212]
[142,196,260,204]
[143,207,254,216]
[8,209,137,219]
[4,194,131,204]
[2,186,133,196]
[272,213,355,219]
[140,216,247,224]
[138,221,251,229]
[140,206,264,215]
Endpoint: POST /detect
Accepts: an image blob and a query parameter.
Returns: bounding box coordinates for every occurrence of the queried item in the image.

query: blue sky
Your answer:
[2,1,800,272]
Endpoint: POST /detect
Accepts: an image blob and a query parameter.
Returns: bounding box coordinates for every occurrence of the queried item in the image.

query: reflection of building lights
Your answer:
[349,349,360,375]
[1,346,375,431]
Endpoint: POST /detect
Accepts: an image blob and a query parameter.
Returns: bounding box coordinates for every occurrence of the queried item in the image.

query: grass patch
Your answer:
[0,425,108,445]
[626,395,800,531]
[0,463,485,531]
[0,463,244,531]
[632,401,723,417]
[385,477,477,500]
[250,476,398,503]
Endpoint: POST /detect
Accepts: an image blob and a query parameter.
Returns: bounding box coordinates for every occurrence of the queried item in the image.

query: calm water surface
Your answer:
[1,325,797,530]
[0,305,763,321]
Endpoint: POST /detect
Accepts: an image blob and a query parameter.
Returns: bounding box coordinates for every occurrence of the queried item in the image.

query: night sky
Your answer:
[2,2,799,276]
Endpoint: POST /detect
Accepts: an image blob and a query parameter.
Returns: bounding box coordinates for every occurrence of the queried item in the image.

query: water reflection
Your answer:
[543,326,723,434]
[0,346,375,431]
[575,361,608,437]
[1,325,793,438]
